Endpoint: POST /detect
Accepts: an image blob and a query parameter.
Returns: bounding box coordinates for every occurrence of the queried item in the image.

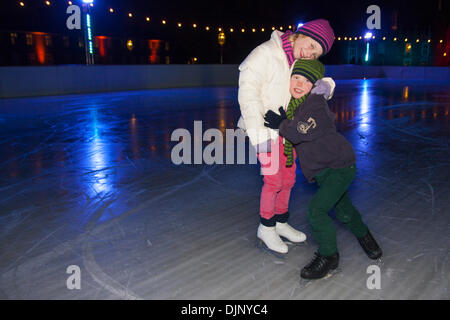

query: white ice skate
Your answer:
[275,222,307,243]
[257,224,288,254]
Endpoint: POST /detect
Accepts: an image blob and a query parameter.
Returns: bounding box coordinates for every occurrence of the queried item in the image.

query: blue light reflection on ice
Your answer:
[358,79,371,135]
[86,107,113,197]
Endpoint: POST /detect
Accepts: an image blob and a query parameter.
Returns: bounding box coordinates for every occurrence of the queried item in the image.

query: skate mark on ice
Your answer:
[420,179,435,216]
[79,165,215,299]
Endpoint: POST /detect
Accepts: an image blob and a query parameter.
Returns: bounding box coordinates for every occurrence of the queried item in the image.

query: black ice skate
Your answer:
[300,252,339,280]
[357,230,382,260]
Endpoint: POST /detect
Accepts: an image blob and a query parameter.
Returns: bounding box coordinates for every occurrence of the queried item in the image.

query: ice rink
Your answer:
[0,79,449,299]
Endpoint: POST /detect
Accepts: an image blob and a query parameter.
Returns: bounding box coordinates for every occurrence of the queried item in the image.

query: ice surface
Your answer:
[0,79,449,299]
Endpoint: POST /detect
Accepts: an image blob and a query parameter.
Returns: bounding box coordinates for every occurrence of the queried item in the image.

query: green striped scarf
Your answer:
[284,94,308,166]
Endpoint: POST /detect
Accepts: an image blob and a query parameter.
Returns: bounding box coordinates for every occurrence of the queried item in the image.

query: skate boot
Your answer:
[257,224,288,254]
[357,230,382,260]
[275,222,307,243]
[300,252,339,280]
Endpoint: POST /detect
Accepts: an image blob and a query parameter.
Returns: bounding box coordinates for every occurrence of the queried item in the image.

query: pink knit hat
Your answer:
[295,19,335,56]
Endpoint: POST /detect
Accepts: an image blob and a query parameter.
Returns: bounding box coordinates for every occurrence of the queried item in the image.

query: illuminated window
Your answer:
[405,43,412,54]
[45,35,52,46]
[10,33,18,45]
[26,34,33,45]
[63,36,70,47]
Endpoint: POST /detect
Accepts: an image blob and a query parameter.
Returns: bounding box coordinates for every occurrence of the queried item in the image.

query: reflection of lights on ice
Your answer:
[87,109,112,196]
[357,80,371,135]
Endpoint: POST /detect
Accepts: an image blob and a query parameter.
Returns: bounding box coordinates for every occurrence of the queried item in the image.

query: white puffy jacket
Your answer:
[237,30,335,147]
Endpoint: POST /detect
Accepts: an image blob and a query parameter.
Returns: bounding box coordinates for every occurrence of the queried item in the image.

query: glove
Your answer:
[264,107,287,130]
[311,78,333,100]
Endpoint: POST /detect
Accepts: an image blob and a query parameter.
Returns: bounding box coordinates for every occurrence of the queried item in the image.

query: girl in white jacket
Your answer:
[237,19,336,254]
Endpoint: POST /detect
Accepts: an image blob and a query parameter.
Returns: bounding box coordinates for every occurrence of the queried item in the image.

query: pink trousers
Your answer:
[257,138,297,220]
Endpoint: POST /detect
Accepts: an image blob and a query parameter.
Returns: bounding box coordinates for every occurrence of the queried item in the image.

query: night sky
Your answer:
[0,0,447,36]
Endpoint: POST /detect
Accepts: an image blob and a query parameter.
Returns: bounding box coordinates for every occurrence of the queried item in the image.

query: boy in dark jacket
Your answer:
[264,59,382,280]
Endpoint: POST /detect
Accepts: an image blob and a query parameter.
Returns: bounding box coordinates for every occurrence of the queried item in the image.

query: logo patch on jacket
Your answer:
[297,117,317,134]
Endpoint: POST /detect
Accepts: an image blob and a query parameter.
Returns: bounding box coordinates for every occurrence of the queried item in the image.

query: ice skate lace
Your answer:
[360,233,378,251]
[304,252,327,270]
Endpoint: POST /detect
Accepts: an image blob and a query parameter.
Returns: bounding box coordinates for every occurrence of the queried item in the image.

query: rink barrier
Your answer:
[0,64,449,98]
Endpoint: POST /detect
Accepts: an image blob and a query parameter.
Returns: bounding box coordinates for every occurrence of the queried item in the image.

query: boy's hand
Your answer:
[311,78,333,99]
[264,107,287,129]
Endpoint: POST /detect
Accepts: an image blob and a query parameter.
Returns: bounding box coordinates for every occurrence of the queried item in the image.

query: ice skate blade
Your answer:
[280,237,307,246]
[299,267,341,285]
[255,240,287,259]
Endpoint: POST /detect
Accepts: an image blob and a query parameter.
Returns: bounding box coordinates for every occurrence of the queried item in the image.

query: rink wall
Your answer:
[0,64,449,98]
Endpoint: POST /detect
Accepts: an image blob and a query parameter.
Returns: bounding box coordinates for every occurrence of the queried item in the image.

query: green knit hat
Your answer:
[291,59,325,84]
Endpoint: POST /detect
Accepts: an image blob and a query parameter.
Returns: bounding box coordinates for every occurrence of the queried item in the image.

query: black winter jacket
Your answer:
[279,94,356,182]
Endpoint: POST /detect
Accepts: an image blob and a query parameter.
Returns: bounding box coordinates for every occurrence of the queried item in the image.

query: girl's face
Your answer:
[290,74,313,99]
[292,35,323,60]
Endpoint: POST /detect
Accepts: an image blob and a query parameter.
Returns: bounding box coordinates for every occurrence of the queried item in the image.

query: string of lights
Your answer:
[13,1,448,45]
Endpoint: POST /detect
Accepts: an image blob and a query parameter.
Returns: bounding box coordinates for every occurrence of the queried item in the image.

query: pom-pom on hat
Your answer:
[295,19,335,56]
[291,59,325,84]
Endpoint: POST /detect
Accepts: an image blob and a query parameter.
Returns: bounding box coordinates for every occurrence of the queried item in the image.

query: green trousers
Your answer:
[307,164,368,257]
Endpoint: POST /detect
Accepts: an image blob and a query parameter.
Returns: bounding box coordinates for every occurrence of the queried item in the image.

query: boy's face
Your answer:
[290,74,313,99]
